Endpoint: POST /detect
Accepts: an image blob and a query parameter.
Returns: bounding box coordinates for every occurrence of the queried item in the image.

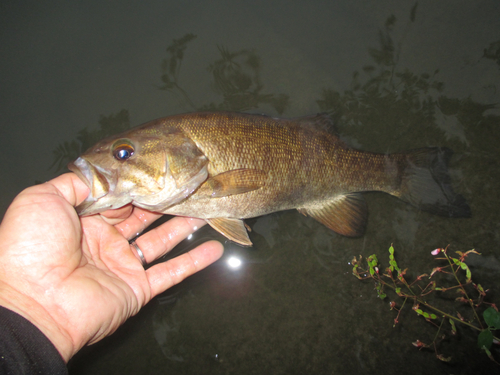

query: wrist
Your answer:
[0,281,76,362]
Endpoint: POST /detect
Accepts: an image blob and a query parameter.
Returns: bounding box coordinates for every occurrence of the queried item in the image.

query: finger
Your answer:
[98,204,134,226]
[100,203,144,228]
[114,207,163,240]
[34,173,90,207]
[146,240,224,298]
[131,216,207,264]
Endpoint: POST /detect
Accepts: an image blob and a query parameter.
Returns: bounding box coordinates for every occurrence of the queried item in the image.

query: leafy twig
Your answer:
[352,245,500,363]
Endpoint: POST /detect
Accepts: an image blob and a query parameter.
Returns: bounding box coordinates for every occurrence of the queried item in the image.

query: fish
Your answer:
[68,111,471,246]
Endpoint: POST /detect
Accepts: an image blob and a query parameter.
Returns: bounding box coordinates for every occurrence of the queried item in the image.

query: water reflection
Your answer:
[483,40,500,68]
[226,256,242,269]
[160,34,290,114]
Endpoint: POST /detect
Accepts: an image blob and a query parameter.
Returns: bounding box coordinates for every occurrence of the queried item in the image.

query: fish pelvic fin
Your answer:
[395,147,471,218]
[206,218,253,246]
[298,193,368,237]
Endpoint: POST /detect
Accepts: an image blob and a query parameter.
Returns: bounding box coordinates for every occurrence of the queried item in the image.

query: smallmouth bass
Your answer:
[68,112,470,245]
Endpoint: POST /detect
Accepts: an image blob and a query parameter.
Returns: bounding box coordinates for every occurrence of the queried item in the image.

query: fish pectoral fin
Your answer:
[196,169,267,198]
[206,218,253,246]
[299,193,367,237]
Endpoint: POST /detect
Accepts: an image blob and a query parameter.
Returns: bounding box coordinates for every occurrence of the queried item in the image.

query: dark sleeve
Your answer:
[0,305,67,375]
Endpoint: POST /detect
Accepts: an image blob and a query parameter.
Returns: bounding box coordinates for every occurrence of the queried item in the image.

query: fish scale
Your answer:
[69,111,470,246]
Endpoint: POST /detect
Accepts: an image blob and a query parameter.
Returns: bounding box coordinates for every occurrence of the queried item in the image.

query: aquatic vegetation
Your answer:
[315,12,450,152]
[352,245,500,363]
[483,39,500,68]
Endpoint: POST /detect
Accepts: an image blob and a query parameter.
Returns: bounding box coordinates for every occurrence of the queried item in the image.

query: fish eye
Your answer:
[112,140,135,161]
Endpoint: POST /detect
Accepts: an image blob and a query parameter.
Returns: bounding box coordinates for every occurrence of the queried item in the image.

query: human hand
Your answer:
[0,173,223,362]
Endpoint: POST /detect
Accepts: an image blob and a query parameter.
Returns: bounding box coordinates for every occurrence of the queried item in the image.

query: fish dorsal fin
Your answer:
[195,169,267,198]
[206,218,252,246]
[293,113,337,134]
[298,193,367,237]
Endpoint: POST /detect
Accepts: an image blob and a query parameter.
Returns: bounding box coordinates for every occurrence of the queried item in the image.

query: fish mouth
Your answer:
[68,158,92,188]
[68,157,112,215]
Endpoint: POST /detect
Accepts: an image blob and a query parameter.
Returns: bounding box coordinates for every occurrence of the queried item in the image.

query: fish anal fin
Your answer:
[196,169,267,198]
[299,193,367,237]
[206,218,253,246]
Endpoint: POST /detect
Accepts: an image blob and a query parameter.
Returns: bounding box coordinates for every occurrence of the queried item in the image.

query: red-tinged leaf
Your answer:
[464,249,480,256]
[475,283,485,294]
[482,346,498,363]
[412,339,429,348]
[449,319,457,334]
[430,267,441,278]
[436,354,452,362]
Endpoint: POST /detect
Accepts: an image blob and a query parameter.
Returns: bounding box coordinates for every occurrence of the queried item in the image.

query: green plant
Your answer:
[352,245,500,363]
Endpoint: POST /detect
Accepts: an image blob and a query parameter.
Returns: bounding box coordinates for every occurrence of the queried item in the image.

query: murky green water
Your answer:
[1,1,500,374]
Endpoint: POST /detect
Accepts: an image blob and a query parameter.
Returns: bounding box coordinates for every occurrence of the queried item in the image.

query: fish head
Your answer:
[68,127,209,216]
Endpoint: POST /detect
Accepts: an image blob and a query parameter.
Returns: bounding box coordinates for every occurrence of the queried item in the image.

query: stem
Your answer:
[433,317,446,342]
[418,299,479,331]
[376,275,483,332]
[443,251,484,329]
[375,273,500,344]
[171,82,197,110]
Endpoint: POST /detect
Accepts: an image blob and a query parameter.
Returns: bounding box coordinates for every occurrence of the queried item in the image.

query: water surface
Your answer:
[1,1,500,374]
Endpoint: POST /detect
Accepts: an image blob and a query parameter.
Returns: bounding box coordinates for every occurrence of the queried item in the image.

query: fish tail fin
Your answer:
[395,147,471,217]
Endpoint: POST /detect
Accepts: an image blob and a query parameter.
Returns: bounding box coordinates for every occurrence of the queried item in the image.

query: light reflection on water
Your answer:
[1,0,499,374]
